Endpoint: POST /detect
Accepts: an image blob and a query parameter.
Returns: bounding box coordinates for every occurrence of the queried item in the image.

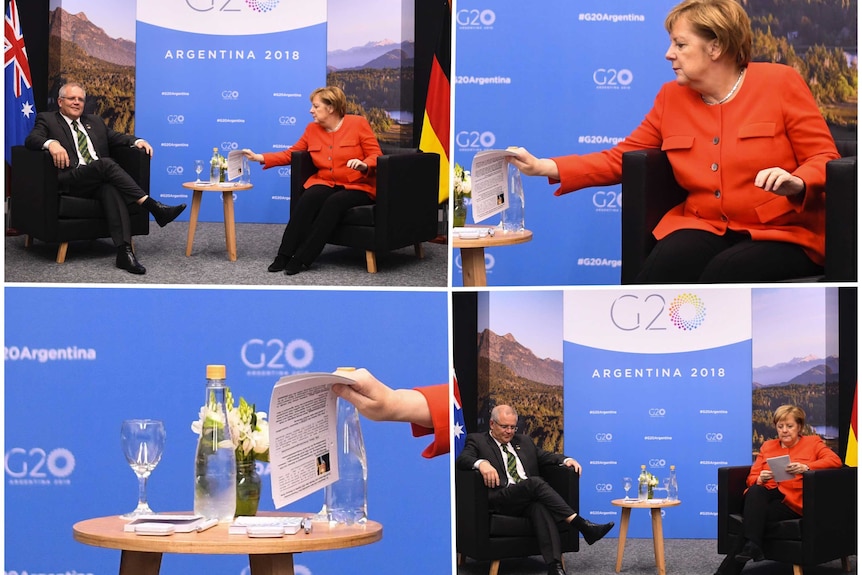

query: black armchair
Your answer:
[289,147,440,273]
[717,465,857,575]
[456,466,579,575]
[10,145,150,263]
[620,140,857,283]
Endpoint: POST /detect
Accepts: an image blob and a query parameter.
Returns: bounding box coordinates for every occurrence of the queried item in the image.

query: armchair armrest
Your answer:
[455,468,492,553]
[10,146,60,237]
[289,151,316,216]
[717,465,750,553]
[824,155,857,282]
[800,466,857,560]
[374,151,440,247]
[620,149,687,284]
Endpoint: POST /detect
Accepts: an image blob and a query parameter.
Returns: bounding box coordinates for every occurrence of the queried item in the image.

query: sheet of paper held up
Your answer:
[470,149,519,222]
[268,372,356,509]
[766,455,794,482]
[226,150,246,181]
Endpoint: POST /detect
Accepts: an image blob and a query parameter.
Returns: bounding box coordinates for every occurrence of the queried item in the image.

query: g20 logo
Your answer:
[221,90,240,100]
[705,483,719,494]
[595,432,613,442]
[277,167,292,177]
[593,68,634,86]
[241,338,314,370]
[221,141,239,152]
[593,190,621,209]
[455,130,496,149]
[166,165,185,176]
[648,459,666,469]
[456,8,496,26]
[610,293,668,332]
[5,447,76,479]
[279,116,297,126]
[595,483,613,493]
[705,433,723,442]
[167,114,185,125]
[648,408,666,417]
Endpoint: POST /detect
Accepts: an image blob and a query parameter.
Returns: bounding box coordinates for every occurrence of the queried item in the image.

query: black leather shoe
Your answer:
[576,517,614,545]
[735,541,764,563]
[284,257,306,276]
[116,245,146,275]
[148,200,186,227]
[546,560,566,575]
[268,255,288,272]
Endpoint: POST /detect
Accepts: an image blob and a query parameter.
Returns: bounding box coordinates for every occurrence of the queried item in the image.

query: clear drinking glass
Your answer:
[622,476,633,500]
[194,160,204,182]
[663,476,671,501]
[120,419,166,518]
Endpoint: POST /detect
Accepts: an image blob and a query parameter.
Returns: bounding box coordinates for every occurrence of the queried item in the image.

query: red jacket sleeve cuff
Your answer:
[410,384,449,459]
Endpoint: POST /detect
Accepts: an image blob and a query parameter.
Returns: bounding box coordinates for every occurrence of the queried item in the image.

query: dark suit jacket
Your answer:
[24,111,138,174]
[456,432,567,495]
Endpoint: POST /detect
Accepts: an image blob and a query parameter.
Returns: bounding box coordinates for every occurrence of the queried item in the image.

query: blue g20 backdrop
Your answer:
[5,287,449,575]
[136,0,326,224]
[454,0,678,285]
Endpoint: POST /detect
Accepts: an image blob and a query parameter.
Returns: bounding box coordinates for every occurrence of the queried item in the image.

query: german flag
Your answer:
[846,383,858,466]
[419,0,451,203]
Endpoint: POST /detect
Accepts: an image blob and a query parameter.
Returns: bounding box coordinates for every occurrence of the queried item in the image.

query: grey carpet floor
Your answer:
[4,220,449,287]
[457,538,856,575]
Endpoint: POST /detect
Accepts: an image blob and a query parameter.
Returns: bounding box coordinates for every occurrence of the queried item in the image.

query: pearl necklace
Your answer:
[701,68,745,105]
[325,117,344,133]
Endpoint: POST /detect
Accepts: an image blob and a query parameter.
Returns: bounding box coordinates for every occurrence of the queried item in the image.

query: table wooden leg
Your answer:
[459,247,487,286]
[615,507,631,573]
[118,550,162,575]
[651,508,667,575]
[222,191,237,261]
[185,190,202,257]
[249,553,295,575]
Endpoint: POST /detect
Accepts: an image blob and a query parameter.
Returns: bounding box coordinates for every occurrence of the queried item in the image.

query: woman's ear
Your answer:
[708,40,723,60]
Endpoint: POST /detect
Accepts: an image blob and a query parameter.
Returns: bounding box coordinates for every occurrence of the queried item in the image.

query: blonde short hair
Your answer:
[773,405,806,428]
[665,0,752,67]
[310,86,346,117]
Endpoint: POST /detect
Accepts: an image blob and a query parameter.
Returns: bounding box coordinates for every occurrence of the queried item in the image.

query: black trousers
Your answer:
[277,184,374,265]
[58,157,147,246]
[635,229,823,283]
[489,476,575,564]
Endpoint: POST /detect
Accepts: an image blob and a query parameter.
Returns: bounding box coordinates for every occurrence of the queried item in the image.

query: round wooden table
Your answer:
[182,181,253,261]
[73,512,382,575]
[452,226,532,286]
[611,498,681,575]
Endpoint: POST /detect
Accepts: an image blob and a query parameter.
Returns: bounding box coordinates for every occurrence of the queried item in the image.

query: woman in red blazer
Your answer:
[242,86,382,275]
[714,405,841,575]
[510,0,839,283]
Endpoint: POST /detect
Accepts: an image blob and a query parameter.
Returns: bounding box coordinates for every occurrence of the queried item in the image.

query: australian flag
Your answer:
[5,0,36,162]
[453,371,466,457]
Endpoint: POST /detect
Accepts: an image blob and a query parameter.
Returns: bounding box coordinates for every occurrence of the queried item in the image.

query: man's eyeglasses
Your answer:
[60,96,85,102]
[492,421,518,432]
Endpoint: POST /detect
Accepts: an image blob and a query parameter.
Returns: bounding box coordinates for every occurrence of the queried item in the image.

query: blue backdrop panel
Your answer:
[136,0,326,224]
[5,287,449,575]
[454,1,678,285]
[562,288,753,538]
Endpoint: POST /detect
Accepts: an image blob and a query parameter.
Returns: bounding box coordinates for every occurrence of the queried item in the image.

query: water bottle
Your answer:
[209,147,220,184]
[194,364,237,521]
[501,162,525,232]
[325,397,368,525]
[667,465,679,501]
[637,465,649,501]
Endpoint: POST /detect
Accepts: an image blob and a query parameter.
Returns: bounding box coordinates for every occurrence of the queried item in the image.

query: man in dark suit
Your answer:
[456,404,614,575]
[24,82,186,274]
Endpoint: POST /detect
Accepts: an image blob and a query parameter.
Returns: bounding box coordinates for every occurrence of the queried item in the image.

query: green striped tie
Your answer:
[501,443,521,483]
[72,121,95,163]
